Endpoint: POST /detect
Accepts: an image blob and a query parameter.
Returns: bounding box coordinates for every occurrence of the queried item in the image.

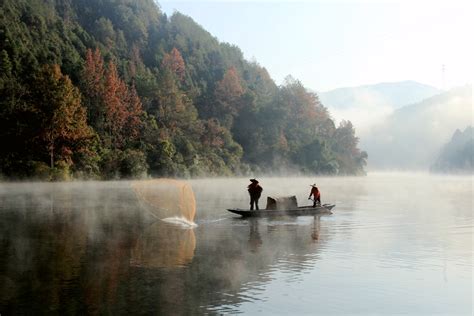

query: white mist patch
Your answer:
[161,216,197,228]
[329,105,394,137]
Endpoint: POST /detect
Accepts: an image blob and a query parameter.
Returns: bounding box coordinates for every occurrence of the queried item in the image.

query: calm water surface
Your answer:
[0,173,472,315]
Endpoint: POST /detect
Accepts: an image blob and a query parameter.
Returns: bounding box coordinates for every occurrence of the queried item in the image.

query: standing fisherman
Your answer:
[248,179,263,210]
[308,184,321,207]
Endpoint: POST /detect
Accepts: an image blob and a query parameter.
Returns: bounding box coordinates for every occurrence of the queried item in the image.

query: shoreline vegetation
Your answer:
[0,0,367,181]
[2,170,472,184]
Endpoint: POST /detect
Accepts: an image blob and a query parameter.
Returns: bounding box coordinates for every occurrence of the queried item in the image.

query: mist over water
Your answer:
[0,173,472,314]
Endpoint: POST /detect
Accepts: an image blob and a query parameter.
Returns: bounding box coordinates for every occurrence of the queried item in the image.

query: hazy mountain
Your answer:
[431,126,473,173]
[319,81,441,110]
[318,81,442,136]
[361,85,472,170]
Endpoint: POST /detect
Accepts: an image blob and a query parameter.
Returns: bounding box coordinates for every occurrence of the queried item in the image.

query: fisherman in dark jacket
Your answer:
[248,179,263,210]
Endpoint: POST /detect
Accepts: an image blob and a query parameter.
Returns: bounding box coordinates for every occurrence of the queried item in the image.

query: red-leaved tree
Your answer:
[81,49,144,149]
[161,47,186,82]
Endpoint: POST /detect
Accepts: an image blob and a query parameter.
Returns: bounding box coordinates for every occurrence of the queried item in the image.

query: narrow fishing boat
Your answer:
[227,196,335,217]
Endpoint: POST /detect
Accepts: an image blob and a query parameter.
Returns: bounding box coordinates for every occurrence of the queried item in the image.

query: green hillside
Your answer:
[0,0,367,179]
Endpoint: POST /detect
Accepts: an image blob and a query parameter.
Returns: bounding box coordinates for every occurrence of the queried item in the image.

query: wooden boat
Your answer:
[227,203,335,217]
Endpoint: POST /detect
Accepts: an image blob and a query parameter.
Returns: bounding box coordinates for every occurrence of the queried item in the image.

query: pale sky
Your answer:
[160,0,473,92]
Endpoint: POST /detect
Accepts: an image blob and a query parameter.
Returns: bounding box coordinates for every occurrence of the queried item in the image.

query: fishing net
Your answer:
[131,179,196,222]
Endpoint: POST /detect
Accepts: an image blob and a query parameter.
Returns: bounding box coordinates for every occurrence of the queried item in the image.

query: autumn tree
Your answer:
[125,85,144,140]
[212,66,245,128]
[81,48,106,133]
[161,47,186,82]
[103,61,130,148]
[81,49,144,149]
[32,64,93,170]
[82,49,104,95]
[98,60,146,179]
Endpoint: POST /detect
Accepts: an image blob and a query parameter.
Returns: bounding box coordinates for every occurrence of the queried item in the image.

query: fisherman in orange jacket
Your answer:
[308,184,321,207]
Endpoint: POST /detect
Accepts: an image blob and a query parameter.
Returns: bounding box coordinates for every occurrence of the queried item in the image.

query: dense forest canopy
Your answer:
[0,0,367,180]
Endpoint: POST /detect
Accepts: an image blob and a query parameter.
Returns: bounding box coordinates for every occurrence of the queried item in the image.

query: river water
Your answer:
[0,173,472,315]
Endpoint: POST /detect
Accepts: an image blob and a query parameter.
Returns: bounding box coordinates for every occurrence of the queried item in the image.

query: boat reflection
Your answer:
[189,215,331,313]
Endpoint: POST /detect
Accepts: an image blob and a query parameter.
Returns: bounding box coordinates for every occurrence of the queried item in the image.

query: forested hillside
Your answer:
[0,0,367,180]
[431,126,473,173]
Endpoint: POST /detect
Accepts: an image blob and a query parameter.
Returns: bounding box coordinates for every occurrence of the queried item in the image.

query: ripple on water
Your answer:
[161,216,197,228]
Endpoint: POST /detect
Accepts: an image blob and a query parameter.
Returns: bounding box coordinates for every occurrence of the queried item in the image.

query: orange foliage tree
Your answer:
[161,47,186,82]
[81,48,144,149]
[213,66,244,127]
[33,64,93,168]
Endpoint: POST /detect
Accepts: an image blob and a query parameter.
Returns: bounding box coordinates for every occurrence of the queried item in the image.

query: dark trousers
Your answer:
[250,196,260,210]
[313,197,321,207]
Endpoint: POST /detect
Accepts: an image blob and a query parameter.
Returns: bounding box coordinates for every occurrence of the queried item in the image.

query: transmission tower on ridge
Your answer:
[441,64,446,90]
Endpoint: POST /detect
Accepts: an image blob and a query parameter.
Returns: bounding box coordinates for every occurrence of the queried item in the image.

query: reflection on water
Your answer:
[130,221,196,268]
[0,173,472,315]
[311,216,321,241]
[248,219,263,253]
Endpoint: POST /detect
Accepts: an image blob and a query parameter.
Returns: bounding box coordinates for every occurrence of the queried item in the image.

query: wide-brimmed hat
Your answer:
[250,179,259,183]
[310,183,317,187]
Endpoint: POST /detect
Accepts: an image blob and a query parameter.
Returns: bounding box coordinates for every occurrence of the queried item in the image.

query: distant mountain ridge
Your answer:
[317,81,442,137]
[319,80,441,110]
[361,85,472,170]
